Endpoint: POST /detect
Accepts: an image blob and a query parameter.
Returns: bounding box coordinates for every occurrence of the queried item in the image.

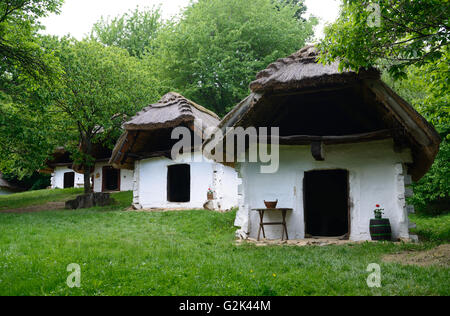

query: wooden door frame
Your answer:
[64,171,75,189]
[102,166,121,192]
[303,169,351,239]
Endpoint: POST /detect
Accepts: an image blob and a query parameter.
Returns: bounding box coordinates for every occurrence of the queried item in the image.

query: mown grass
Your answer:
[0,190,448,296]
[0,188,83,210]
[410,213,450,242]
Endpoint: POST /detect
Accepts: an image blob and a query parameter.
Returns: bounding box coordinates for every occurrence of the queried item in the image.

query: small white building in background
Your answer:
[51,166,84,189]
[45,147,134,192]
[209,46,441,242]
[110,92,239,211]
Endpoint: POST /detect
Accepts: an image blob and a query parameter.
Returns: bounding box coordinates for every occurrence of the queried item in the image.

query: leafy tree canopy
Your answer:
[91,6,162,58]
[148,0,317,117]
[0,0,63,83]
[319,0,449,79]
[383,48,449,215]
[0,0,63,178]
[42,38,161,192]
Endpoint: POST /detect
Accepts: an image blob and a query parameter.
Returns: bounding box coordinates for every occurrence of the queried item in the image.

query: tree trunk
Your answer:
[82,134,93,194]
[83,168,91,194]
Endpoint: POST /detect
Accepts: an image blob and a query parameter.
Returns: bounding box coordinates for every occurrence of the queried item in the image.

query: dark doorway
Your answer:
[167,164,191,203]
[304,170,349,237]
[102,166,120,192]
[63,172,75,188]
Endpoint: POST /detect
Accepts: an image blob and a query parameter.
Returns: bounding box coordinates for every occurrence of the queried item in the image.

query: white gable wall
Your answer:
[134,152,239,210]
[235,139,413,241]
[51,166,84,189]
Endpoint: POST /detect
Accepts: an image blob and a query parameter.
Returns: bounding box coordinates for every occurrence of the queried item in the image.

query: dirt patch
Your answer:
[383,244,450,267]
[0,201,66,214]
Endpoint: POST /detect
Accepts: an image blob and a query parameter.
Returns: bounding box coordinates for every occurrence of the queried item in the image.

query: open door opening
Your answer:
[102,166,120,192]
[304,170,349,238]
[64,172,75,188]
[167,164,190,203]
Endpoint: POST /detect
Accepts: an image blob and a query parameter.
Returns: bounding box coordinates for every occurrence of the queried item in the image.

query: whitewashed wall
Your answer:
[51,166,84,189]
[235,139,413,241]
[92,162,134,193]
[134,152,239,210]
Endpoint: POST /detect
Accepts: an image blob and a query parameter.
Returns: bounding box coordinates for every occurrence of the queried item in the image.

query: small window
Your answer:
[167,164,191,203]
[63,172,75,188]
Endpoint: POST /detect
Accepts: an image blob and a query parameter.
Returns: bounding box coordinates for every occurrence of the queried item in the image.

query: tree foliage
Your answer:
[383,49,449,215]
[148,0,316,116]
[91,7,162,58]
[319,0,449,79]
[43,38,161,192]
[0,0,63,82]
[274,0,308,21]
[0,0,63,178]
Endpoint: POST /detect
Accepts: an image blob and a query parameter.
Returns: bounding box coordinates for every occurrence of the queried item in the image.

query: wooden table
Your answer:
[252,208,293,241]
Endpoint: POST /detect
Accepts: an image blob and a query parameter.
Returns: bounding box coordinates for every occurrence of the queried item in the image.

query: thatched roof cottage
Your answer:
[42,148,85,189]
[110,92,239,210]
[43,144,133,193]
[210,46,440,241]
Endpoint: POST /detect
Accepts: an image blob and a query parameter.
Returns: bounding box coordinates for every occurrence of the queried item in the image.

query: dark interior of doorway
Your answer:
[63,172,75,189]
[304,170,349,237]
[167,164,191,203]
[103,166,120,192]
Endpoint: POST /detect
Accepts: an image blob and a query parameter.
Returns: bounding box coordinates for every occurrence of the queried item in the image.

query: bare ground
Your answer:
[383,244,450,267]
[237,237,377,247]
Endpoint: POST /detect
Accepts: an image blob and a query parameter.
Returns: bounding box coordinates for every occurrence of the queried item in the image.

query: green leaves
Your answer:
[148,0,317,116]
[91,7,162,58]
[0,1,64,178]
[383,50,449,215]
[47,39,161,165]
[319,0,449,79]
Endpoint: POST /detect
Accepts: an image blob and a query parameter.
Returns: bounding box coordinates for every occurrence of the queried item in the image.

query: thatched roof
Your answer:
[250,45,380,93]
[209,46,441,181]
[110,92,221,169]
[124,92,220,131]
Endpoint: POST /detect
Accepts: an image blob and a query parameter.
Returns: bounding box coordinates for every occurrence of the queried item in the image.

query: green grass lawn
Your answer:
[0,189,448,296]
[410,213,450,242]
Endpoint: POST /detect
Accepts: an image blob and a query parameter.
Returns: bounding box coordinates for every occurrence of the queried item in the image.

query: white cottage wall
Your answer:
[51,166,84,189]
[135,152,239,210]
[236,139,413,241]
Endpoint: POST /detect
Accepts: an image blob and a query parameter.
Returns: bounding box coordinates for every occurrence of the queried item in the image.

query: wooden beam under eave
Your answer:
[311,141,325,161]
[259,129,392,145]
